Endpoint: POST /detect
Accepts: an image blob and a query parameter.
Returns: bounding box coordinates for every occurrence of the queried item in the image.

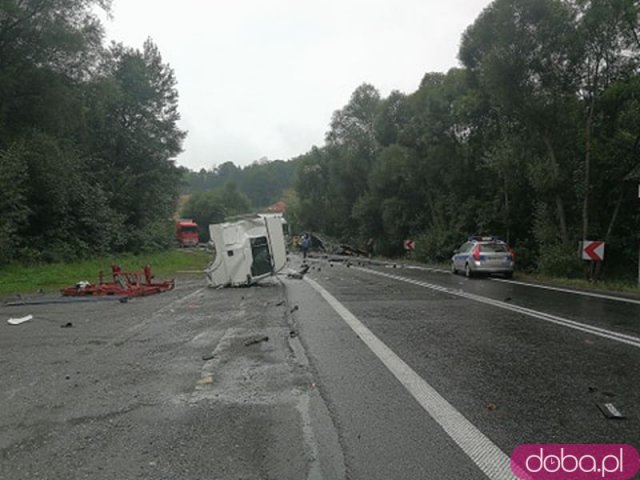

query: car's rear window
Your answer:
[459,242,473,252]
[480,243,508,253]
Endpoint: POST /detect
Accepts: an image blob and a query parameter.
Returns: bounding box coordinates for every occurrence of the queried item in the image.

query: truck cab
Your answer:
[176,219,199,247]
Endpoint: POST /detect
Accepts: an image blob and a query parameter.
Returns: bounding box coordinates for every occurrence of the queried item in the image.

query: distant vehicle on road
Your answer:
[451,236,515,278]
[176,219,199,247]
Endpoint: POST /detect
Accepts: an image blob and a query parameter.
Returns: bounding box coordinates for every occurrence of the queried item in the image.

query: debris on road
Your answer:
[336,244,367,256]
[244,336,269,346]
[205,214,287,288]
[5,295,130,306]
[289,330,298,338]
[60,322,73,328]
[487,403,497,411]
[196,375,214,385]
[597,402,625,419]
[275,300,285,306]
[290,305,299,313]
[62,264,174,298]
[287,264,310,280]
[7,314,33,325]
[202,353,216,361]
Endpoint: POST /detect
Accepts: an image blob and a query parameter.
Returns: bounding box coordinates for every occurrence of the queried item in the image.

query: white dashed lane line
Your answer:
[356,267,640,349]
[393,263,640,306]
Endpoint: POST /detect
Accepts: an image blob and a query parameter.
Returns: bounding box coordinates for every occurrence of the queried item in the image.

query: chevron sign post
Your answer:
[581,240,605,262]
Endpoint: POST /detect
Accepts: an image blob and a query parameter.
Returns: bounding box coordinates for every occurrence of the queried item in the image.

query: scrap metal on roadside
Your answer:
[62,264,175,298]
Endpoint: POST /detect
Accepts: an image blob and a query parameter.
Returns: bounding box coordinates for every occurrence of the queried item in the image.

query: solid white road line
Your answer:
[304,276,516,480]
[356,267,640,349]
[490,277,640,306]
[397,262,640,306]
[403,265,450,274]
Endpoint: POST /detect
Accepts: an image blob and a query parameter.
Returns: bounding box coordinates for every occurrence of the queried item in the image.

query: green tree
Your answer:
[83,38,186,251]
[181,182,251,241]
[460,0,581,244]
[0,143,30,264]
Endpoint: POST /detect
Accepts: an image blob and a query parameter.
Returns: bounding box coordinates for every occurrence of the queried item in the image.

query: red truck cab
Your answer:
[176,219,199,247]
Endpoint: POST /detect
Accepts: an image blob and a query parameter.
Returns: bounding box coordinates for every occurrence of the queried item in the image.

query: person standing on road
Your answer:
[301,234,311,260]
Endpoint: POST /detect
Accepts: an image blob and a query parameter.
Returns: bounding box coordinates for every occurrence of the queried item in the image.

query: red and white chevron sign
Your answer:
[581,240,605,262]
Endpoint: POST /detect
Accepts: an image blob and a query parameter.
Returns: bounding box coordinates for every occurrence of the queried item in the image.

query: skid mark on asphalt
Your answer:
[305,276,516,480]
[357,267,640,350]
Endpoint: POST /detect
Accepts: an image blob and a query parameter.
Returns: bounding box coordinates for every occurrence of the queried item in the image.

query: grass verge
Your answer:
[0,249,211,297]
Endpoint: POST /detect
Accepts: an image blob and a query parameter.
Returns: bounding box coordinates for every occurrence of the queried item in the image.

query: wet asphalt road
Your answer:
[2,260,639,479]
[286,257,640,479]
[0,277,342,480]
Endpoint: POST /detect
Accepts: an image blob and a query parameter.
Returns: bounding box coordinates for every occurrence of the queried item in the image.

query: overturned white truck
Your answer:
[205,214,287,288]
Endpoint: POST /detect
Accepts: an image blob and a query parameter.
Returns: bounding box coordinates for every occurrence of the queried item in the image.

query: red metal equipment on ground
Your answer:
[62,264,175,298]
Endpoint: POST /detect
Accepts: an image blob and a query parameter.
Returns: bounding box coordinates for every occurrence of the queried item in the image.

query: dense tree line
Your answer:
[180,182,252,242]
[292,0,640,277]
[181,158,299,208]
[0,0,185,265]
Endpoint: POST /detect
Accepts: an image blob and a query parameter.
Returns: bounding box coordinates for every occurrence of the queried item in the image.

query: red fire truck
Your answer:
[175,219,199,247]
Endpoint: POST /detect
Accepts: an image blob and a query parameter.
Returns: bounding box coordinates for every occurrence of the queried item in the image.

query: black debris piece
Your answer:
[244,336,269,346]
[6,296,128,307]
[287,263,311,280]
[275,300,285,306]
[202,353,216,361]
[60,322,73,328]
[290,305,299,313]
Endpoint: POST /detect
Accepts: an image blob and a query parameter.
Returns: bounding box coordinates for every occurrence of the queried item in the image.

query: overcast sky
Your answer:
[103,0,493,170]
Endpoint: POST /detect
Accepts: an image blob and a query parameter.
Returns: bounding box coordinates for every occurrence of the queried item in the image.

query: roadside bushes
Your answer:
[0,144,30,265]
[414,229,461,264]
[536,243,582,278]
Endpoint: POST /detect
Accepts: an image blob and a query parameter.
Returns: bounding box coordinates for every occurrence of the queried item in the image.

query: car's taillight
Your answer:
[509,247,516,262]
[472,245,481,261]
